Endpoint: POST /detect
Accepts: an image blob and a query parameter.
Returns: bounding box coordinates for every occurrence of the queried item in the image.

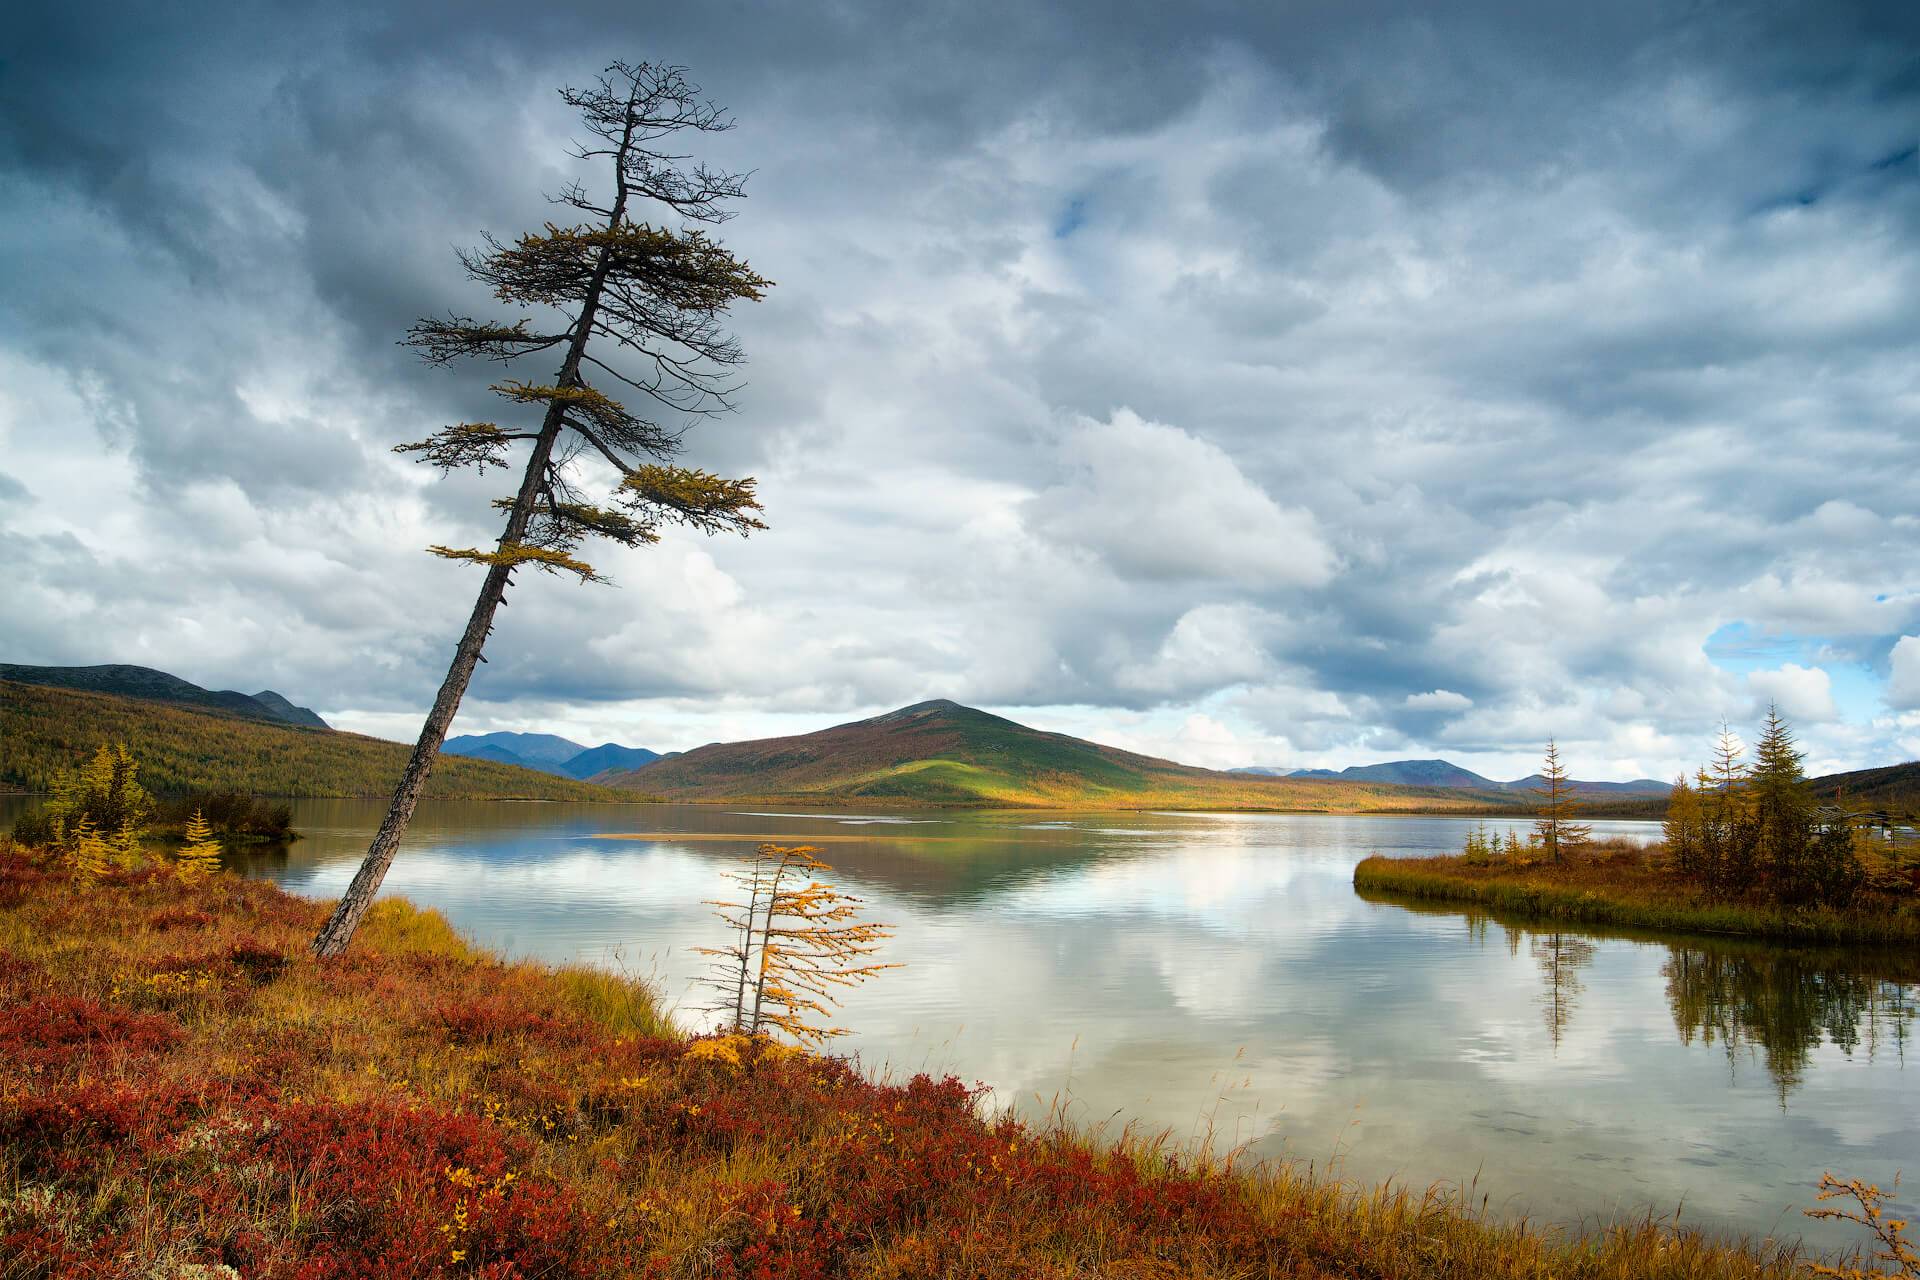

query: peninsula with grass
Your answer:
[1356,713,1920,948]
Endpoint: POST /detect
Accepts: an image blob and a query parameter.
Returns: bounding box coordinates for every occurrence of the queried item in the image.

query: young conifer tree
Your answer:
[698,844,896,1047]
[177,810,224,880]
[312,63,771,958]
[1704,722,1754,894]
[1750,703,1814,901]
[1531,739,1591,863]
[66,815,111,882]
[1663,773,1703,877]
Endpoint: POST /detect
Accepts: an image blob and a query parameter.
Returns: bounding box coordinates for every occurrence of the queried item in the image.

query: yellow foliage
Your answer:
[683,1036,746,1069]
[176,809,224,880]
[697,844,897,1047]
[65,815,112,881]
[428,541,604,582]
[1807,1173,1920,1278]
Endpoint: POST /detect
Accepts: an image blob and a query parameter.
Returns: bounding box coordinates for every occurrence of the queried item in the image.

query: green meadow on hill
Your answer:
[603,699,1541,812]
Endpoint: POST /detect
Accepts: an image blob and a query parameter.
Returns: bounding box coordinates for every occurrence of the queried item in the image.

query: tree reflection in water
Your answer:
[1533,931,1600,1052]
[1452,904,1915,1100]
[1662,945,1915,1103]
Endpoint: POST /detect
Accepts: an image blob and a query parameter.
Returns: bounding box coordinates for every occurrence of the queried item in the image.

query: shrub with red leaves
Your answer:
[219,1099,611,1279]
[0,995,183,1072]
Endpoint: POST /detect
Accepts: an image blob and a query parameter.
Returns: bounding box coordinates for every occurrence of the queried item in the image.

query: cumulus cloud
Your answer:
[1029,410,1336,590]
[1889,637,1920,711]
[1,0,1917,778]
[1404,690,1472,712]
[1748,664,1839,723]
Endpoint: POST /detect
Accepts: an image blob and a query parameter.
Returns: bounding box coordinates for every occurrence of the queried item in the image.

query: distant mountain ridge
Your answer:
[595,699,1600,812]
[1236,757,1670,796]
[0,663,329,730]
[442,731,659,780]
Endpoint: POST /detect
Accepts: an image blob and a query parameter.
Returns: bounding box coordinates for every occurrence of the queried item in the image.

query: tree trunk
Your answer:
[310,113,638,960]
[308,425,562,959]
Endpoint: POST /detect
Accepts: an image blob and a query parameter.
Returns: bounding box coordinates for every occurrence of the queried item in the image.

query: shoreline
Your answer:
[0,842,1854,1278]
[1354,853,1920,948]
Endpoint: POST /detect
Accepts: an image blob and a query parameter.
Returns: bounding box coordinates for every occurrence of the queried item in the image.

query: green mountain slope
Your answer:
[0,680,628,800]
[599,699,1531,811]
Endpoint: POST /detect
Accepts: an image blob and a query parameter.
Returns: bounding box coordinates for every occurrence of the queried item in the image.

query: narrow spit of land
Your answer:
[1354,844,1920,948]
[0,844,1865,1279]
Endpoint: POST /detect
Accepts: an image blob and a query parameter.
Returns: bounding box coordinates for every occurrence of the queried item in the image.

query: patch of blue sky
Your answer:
[1703,621,1882,721]
[1053,196,1088,239]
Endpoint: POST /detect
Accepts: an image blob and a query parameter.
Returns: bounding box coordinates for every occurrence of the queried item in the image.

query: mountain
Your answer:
[249,689,331,729]
[1289,759,1500,789]
[441,733,659,779]
[0,663,330,729]
[1502,773,1671,797]
[562,743,661,779]
[1,680,626,800]
[1237,757,1669,797]
[1810,760,1920,814]
[444,732,590,767]
[596,699,1536,812]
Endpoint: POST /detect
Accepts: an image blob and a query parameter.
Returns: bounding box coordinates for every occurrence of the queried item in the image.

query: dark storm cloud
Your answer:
[2,0,1917,776]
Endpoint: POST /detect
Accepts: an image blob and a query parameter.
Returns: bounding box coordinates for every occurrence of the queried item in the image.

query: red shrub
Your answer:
[434,992,578,1047]
[0,995,183,1071]
[147,906,214,931]
[221,1099,610,1279]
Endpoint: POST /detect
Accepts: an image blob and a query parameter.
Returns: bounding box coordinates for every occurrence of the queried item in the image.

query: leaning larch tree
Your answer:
[311,63,770,958]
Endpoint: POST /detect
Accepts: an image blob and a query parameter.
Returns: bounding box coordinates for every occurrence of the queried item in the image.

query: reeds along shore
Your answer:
[1353,839,1920,948]
[0,839,1882,1279]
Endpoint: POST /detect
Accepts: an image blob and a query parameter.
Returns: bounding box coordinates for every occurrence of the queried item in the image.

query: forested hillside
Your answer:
[0,681,631,800]
[1809,760,1920,815]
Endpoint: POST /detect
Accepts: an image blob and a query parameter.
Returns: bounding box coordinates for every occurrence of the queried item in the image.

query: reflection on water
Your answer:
[1532,931,1600,1050]
[1664,946,1915,1102]
[2,795,1912,1247]
[1442,898,1918,1101]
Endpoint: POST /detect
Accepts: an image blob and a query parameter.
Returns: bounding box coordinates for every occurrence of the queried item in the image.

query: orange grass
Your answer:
[0,839,1847,1278]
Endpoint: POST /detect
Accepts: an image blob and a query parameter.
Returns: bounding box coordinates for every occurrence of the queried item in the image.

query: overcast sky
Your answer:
[2,1,1917,780]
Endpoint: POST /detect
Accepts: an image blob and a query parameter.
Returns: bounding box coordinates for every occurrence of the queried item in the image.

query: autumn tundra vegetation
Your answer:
[4,739,1917,1277]
[1355,710,1920,947]
[9,827,1917,1279]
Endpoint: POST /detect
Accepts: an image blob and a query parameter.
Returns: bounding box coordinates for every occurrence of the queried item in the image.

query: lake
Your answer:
[12,796,1915,1248]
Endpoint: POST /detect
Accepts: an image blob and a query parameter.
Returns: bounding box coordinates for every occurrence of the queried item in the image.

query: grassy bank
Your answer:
[0,844,1852,1278]
[1354,846,1920,948]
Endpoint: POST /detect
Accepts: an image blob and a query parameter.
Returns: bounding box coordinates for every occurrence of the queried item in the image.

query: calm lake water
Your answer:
[12,797,1914,1248]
